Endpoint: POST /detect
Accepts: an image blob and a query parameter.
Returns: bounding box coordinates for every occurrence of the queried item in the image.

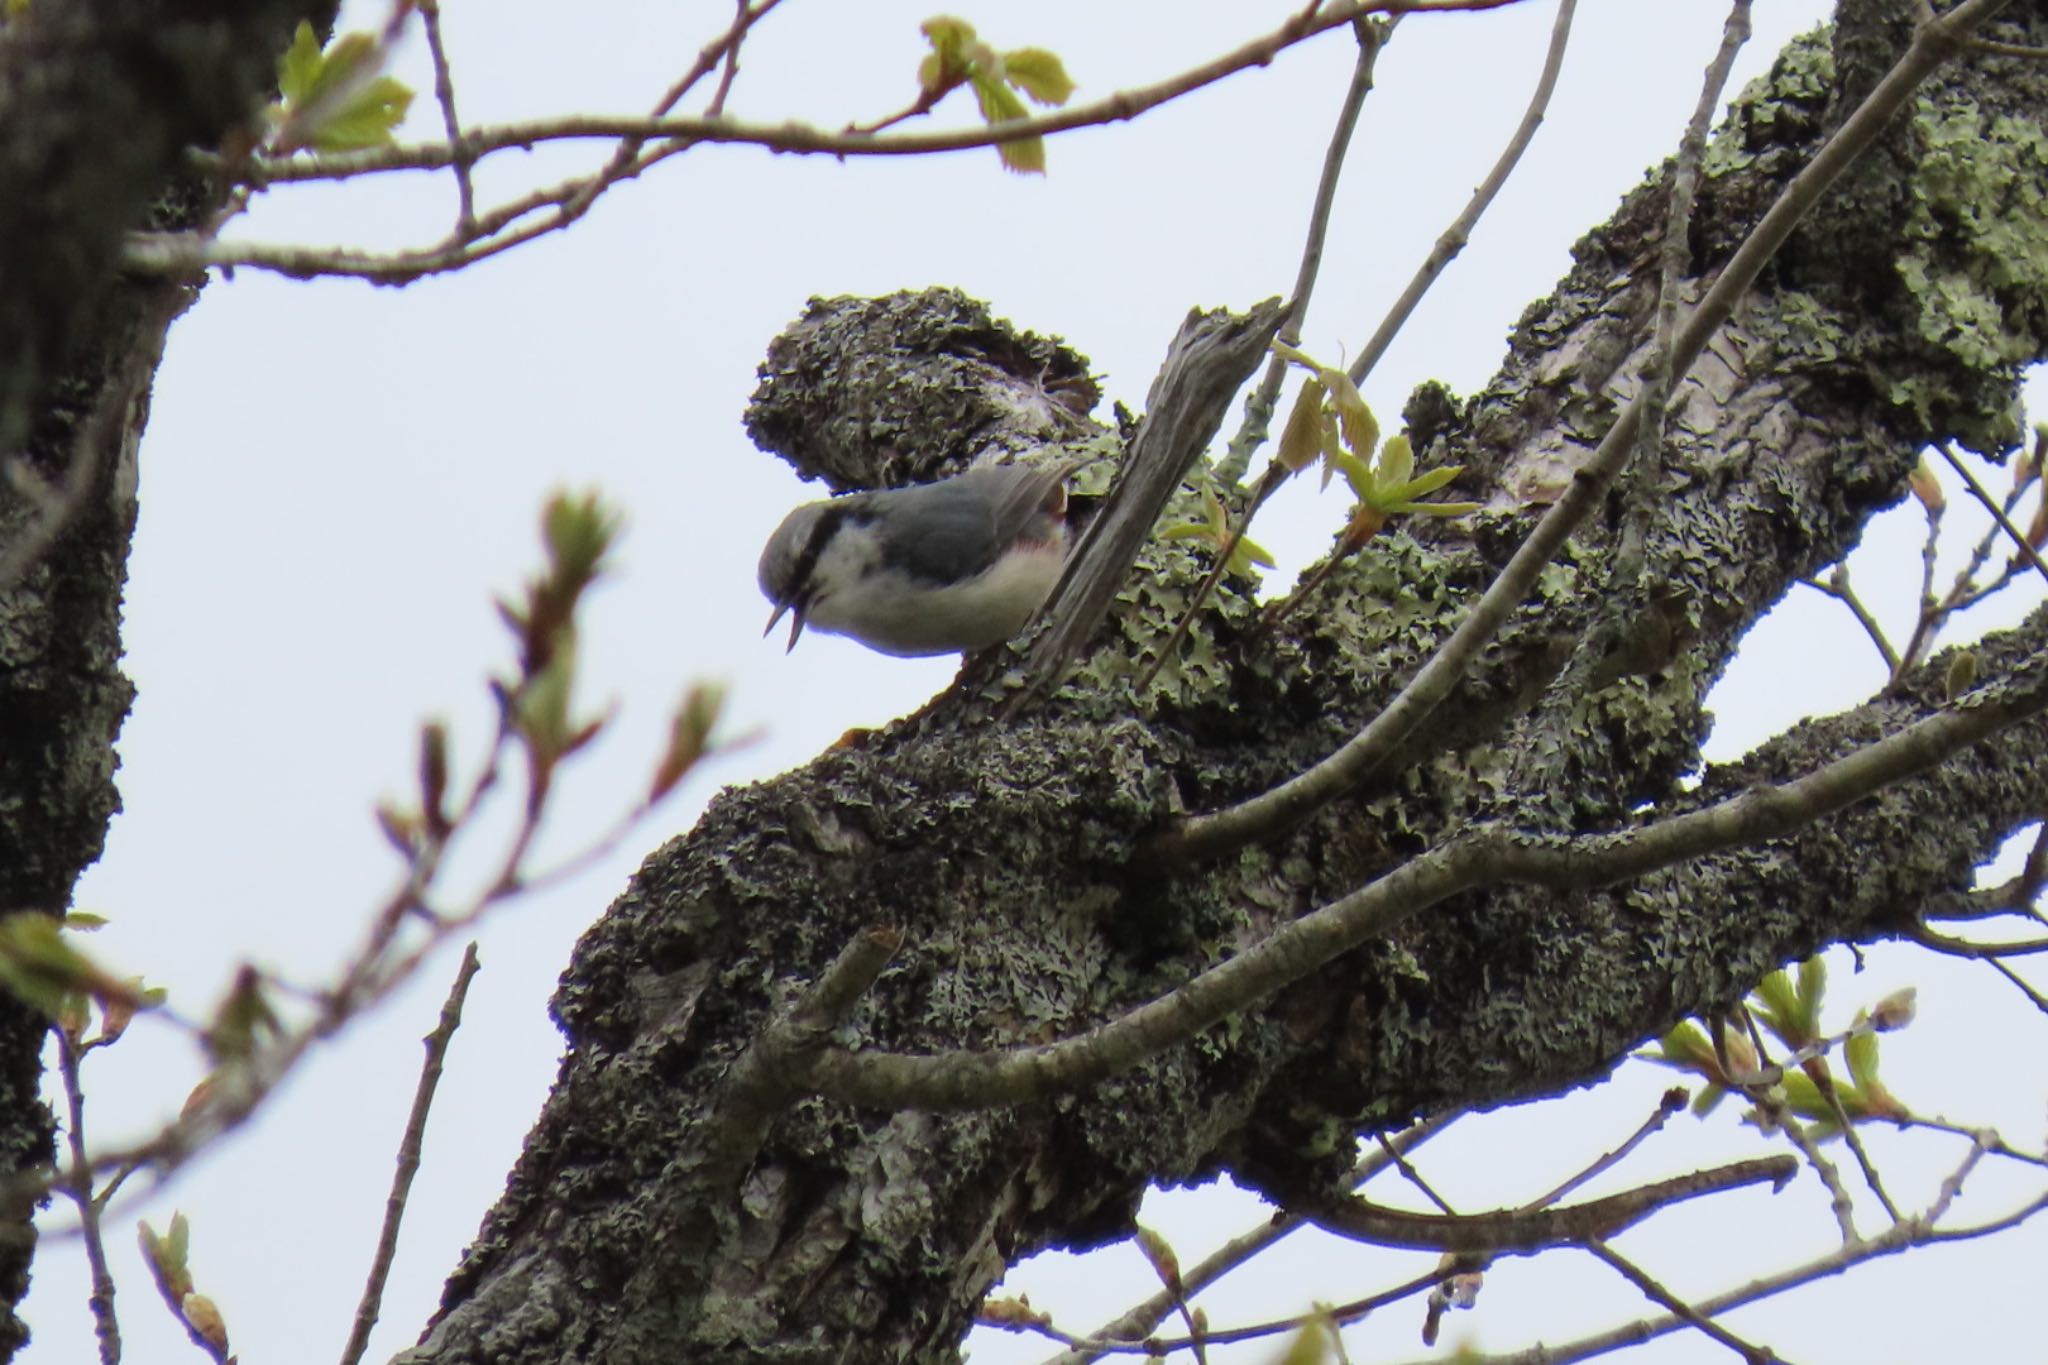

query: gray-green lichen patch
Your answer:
[1890,101,2048,450]
[1701,28,1834,184]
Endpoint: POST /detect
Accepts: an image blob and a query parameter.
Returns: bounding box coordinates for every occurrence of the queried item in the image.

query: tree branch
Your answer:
[338,942,482,1365]
[808,642,2048,1111]
[1147,0,2019,869]
[1296,1156,1794,1253]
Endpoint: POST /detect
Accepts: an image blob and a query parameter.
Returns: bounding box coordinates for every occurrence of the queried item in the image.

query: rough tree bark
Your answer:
[399,4,2048,1362]
[0,1,331,1355]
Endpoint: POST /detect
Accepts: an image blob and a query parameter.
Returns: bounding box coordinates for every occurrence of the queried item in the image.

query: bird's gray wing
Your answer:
[878,462,1069,584]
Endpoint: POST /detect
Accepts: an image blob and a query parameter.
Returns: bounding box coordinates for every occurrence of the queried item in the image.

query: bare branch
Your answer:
[1044,1117,1458,1364]
[1584,1239,1781,1365]
[1936,440,2048,587]
[1149,16,1395,690]
[1295,1157,1795,1253]
[1801,570,1901,674]
[416,0,476,234]
[55,1028,119,1365]
[1344,0,1578,389]
[1397,1169,2048,1365]
[338,942,482,1365]
[698,927,902,1189]
[1531,1087,1689,1208]
[1220,16,1395,484]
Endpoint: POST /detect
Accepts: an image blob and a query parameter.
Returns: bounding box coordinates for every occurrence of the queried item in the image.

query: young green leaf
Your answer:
[971,75,1041,173]
[1325,371,1379,462]
[652,680,729,801]
[1275,375,1329,473]
[1002,47,1075,105]
[1390,463,1461,501]
[271,22,413,154]
[0,912,140,1018]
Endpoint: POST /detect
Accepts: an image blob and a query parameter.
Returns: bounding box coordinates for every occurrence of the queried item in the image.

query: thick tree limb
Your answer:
[0,3,332,1354]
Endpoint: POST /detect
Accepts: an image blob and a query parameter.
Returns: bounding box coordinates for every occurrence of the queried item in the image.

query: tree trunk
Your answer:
[405,5,2048,1363]
[0,2,330,1354]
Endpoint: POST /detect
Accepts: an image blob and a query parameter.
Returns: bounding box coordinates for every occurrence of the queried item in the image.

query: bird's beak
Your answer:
[763,601,805,652]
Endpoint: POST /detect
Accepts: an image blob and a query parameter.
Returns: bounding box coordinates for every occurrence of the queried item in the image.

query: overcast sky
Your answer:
[26,1,2048,1361]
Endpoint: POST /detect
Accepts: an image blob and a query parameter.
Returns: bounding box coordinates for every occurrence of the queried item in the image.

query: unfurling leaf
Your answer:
[1753,958,1823,1049]
[652,681,729,801]
[1946,649,1978,701]
[182,1292,229,1354]
[55,991,89,1044]
[271,22,413,153]
[1274,1318,1330,1365]
[0,912,143,1020]
[203,966,281,1064]
[1907,454,1945,514]
[971,75,1040,173]
[1328,376,1379,465]
[2026,490,2048,551]
[139,1214,193,1299]
[1870,987,1917,1031]
[1275,375,1329,473]
[1002,47,1075,105]
[1134,1224,1183,1294]
[918,16,979,96]
[97,977,152,1044]
[915,16,1069,172]
[420,721,452,841]
[978,1294,1051,1329]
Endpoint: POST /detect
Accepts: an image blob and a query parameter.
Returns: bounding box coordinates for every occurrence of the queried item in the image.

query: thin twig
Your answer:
[1806,1067,1903,1224]
[338,942,483,1365]
[1145,15,1392,691]
[706,0,761,116]
[1800,570,1900,673]
[1378,1129,1458,1213]
[1969,35,2048,57]
[1584,1238,1780,1364]
[416,0,475,234]
[1984,954,2048,1016]
[1346,0,1578,388]
[1523,0,1748,803]
[1530,1087,1688,1209]
[1047,1116,1458,1364]
[1219,16,1394,485]
[1910,923,2048,957]
[1935,440,2048,586]
[989,1266,1447,1358]
[1294,1156,1795,1254]
[1773,1111,1859,1246]
[139,1,1531,283]
[57,1029,120,1365]
[1911,1115,2048,1168]
[1396,1170,2048,1364]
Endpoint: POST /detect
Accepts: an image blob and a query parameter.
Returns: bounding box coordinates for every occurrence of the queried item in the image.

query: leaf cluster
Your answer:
[917,17,1075,173]
[1646,955,1916,1135]
[271,21,414,155]
[1271,342,1478,549]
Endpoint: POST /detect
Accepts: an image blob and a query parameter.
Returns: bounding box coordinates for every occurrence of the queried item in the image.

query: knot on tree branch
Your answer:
[743,286,1101,493]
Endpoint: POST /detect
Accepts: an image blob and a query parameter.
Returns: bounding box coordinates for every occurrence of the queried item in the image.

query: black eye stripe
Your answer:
[785,501,853,603]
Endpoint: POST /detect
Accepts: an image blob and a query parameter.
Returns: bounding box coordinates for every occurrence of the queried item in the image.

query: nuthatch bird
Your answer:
[757,461,1073,657]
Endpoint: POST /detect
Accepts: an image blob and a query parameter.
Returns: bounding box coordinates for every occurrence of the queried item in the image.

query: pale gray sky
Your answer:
[30,1,2048,1361]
